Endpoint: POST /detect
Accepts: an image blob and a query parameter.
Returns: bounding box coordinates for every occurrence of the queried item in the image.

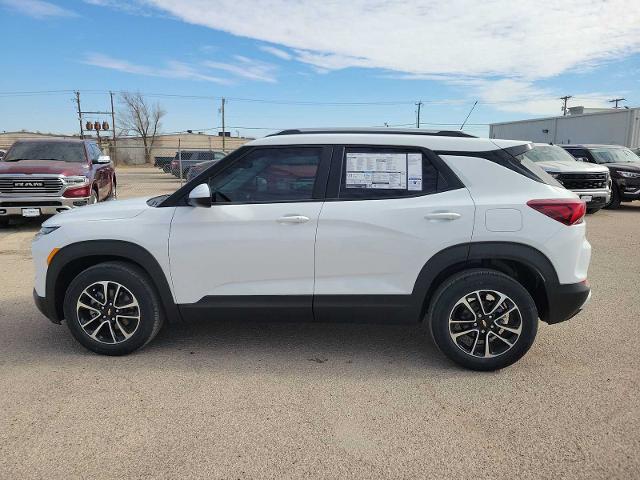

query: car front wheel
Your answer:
[63,261,164,355]
[428,269,538,371]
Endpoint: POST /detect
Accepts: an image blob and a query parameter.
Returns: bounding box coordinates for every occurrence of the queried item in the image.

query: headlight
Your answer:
[63,176,89,185]
[548,172,561,179]
[35,225,60,240]
[619,171,640,178]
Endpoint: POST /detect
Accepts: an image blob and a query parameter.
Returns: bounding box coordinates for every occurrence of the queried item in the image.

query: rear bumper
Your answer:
[544,281,591,324]
[0,195,90,216]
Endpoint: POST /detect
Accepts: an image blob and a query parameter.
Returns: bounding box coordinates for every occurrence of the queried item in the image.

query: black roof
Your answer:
[268,128,476,138]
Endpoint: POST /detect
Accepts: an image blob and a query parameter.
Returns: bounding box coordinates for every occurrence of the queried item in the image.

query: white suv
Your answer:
[32,129,592,370]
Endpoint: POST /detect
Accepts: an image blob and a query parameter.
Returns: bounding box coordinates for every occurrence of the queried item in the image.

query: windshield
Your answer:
[4,141,86,162]
[522,145,577,163]
[590,147,640,164]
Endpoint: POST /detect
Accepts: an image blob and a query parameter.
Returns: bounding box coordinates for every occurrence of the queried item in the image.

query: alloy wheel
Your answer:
[76,281,141,344]
[448,290,522,358]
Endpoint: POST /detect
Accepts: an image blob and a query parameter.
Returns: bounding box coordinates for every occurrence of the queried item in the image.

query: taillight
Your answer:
[527,199,586,226]
[63,185,91,198]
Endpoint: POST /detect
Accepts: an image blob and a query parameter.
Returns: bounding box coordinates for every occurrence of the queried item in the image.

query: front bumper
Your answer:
[544,281,591,324]
[0,195,90,216]
[33,289,60,324]
[570,188,610,208]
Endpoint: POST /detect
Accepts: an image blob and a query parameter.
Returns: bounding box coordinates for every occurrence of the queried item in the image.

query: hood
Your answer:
[0,160,90,176]
[536,160,608,174]
[43,197,151,226]
[603,162,640,173]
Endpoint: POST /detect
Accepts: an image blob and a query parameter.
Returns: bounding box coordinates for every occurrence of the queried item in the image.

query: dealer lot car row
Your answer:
[32,129,592,371]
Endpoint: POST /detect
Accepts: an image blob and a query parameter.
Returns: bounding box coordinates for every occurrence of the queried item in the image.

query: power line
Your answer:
[560,95,572,116]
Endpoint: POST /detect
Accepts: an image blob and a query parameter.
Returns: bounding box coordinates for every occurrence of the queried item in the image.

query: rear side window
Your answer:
[338,148,441,199]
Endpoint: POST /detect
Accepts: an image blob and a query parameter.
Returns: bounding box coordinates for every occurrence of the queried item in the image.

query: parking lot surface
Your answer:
[0,166,638,479]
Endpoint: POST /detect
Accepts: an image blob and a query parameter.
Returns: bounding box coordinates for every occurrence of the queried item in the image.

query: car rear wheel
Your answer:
[428,269,538,371]
[63,261,164,355]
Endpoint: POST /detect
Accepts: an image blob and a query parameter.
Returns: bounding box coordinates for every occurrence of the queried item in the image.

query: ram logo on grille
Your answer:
[13,181,44,188]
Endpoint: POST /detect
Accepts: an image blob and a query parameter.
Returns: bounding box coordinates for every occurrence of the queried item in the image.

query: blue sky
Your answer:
[1,0,640,138]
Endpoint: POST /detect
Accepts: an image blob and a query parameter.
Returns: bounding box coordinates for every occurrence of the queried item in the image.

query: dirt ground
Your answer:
[0,166,638,479]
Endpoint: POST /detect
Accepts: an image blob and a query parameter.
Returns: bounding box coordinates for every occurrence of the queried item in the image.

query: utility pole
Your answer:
[221,97,226,152]
[75,91,84,138]
[560,95,572,116]
[109,91,117,165]
[415,101,423,128]
[608,98,626,109]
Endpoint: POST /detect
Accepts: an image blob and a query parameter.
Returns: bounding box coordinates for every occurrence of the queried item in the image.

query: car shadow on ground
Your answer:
[5,298,456,374]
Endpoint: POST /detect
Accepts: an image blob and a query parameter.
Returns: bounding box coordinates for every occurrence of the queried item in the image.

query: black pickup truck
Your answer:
[169,150,225,178]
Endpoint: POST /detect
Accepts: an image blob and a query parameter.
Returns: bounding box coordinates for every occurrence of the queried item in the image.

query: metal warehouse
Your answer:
[489,107,640,148]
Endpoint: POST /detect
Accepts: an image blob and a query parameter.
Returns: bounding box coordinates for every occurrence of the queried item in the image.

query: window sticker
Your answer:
[407,153,423,191]
[346,152,421,190]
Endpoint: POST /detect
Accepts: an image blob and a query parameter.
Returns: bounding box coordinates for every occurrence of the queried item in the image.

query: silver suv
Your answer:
[523,144,610,213]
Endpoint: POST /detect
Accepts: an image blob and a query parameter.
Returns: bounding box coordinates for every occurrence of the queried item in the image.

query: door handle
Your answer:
[425,212,462,221]
[277,215,310,224]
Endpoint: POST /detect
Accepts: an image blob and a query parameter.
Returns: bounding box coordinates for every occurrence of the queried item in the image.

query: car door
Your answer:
[313,146,475,322]
[169,145,331,321]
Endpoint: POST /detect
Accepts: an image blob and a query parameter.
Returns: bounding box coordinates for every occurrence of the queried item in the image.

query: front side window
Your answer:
[339,148,440,199]
[209,147,322,203]
[3,141,87,163]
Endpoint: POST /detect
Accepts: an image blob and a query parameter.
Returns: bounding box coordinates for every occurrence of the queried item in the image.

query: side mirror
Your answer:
[96,155,111,164]
[188,183,212,208]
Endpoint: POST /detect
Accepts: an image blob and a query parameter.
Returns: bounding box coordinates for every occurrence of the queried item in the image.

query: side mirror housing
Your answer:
[188,183,212,208]
[96,155,111,164]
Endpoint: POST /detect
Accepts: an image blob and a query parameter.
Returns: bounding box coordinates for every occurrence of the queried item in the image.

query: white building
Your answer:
[489,108,640,148]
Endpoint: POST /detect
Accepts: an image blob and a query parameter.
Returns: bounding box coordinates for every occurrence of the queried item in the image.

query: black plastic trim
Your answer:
[545,281,590,324]
[180,295,313,322]
[434,144,545,184]
[43,240,180,324]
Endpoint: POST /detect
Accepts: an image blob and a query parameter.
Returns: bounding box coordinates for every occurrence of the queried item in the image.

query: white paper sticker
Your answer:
[345,152,408,189]
[407,153,423,191]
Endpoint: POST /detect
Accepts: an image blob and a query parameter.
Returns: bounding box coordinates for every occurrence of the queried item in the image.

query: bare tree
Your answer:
[118,92,165,164]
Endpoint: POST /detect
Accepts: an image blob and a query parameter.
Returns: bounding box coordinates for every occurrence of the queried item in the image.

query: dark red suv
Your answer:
[0,138,116,224]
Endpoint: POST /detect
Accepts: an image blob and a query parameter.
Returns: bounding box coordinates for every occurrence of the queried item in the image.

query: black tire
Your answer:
[108,179,117,200]
[604,184,621,209]
[427,269,538,371]
[0,217,10,227]
[63,261,164,355]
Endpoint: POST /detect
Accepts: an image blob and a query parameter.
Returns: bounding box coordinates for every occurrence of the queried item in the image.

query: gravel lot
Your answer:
[0,166,638,479]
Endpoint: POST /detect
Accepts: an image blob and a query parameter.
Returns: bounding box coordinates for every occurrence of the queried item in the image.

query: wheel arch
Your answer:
[413,242,558,324]
[46,240,181,324]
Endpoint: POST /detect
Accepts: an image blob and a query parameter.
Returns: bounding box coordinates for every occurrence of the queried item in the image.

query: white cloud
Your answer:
[138,0,640,80]
[203,55,278,82]
[0,0,77,18]
[259,45,292,60]
[83,53,278,84]
[467,79,615,116]
[82,53,230,84]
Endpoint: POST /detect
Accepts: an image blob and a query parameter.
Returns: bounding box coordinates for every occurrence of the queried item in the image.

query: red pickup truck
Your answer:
[0,138,116,225]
